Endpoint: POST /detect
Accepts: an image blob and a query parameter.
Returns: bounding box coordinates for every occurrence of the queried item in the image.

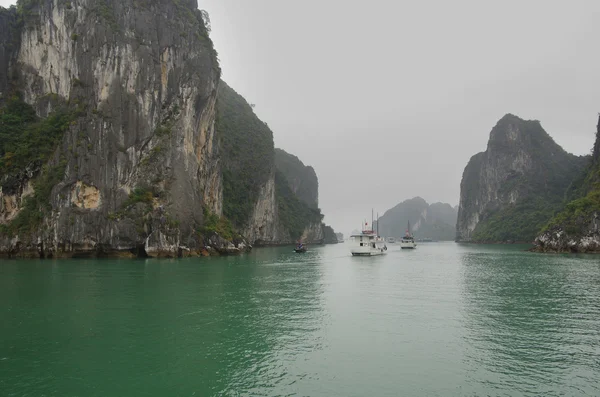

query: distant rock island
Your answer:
[375,197,457,241]
[456,114,588,244]
[0,0,336,258]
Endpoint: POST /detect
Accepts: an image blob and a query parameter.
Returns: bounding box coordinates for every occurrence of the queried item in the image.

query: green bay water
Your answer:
[1,243,599,396]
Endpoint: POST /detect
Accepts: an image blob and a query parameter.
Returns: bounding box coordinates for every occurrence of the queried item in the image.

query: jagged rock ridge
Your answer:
[456,114,588,243]
[375,197,457,241]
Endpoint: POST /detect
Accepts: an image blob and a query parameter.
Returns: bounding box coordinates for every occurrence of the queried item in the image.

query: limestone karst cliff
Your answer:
[0,0,333,257]
[0,0,223,257]
[535,116,600,253]
[215,82,328,245]
[456,114,588,243]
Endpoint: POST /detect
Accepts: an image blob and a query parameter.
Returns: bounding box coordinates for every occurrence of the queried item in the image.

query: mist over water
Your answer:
[2,244,599,396]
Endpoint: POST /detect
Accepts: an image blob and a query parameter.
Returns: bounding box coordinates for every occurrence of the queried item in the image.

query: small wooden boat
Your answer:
[294,246,307,253]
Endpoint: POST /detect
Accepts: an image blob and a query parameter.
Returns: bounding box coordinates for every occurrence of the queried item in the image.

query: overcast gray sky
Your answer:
[203,0,600,234]
[2,0,599,234]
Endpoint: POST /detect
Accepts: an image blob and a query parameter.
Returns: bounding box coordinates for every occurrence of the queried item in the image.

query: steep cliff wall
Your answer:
[215,82,286,244]
[375,197,457,240]
[0,6,18,98]
[535,116,600,253]
[273,149,328,243]
[274,169,324,243]
[274,148,318,208]
[216,81,273,229]
[0,0,224,257]
[322,225,337,244]
[456,114,588,243]
[0,0,334,255]
[216,83,328,245]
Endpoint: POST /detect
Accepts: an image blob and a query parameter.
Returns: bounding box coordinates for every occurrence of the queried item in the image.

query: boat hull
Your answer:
[351,251,386,256]
[350,246,387,256]
[400,243,416,249]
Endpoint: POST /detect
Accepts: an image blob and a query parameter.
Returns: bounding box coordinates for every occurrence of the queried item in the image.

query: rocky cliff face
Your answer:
[534,116,600,253]
[322,224,337,244]
[274,148,318,208]
[0,7,18,97]
[0,0,224,257]
[456,114,588,243]
[375,197,457,240]
[216,81,273,230]
[215,82,325,245]
[242,174,287,245]
[0,0,334,256]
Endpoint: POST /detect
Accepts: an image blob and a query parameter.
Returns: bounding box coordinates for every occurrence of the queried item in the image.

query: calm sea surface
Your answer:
[1,243,599,396]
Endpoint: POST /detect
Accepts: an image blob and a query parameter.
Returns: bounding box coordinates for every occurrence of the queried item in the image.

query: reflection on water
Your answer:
[461,249,600,396]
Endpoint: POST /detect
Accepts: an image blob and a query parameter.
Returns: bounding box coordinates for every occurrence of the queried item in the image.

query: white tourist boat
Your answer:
[400,221,417,249]
[350,228,388,256]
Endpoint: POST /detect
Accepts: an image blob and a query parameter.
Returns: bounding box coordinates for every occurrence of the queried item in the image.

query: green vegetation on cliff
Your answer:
[274,148,318,208]
[0,94,77,236]
[471,197,563,242]
[199,206,238,241]
[0,94,74,175]
[216,82,274,228]
[275,170,323,240]
[542,116,600,236]
[322,224,337,244]
[217,82,332,242]
[0,160,66,236]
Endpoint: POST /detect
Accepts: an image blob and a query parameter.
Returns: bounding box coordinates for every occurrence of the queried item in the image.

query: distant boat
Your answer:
[400,221,417,249]
[386,237,396,243]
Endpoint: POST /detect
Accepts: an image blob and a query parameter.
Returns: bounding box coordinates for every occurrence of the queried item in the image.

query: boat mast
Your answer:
[377,212,379,237]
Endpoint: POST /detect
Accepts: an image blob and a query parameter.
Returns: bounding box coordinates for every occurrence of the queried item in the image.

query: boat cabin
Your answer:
[351,231,386,247]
